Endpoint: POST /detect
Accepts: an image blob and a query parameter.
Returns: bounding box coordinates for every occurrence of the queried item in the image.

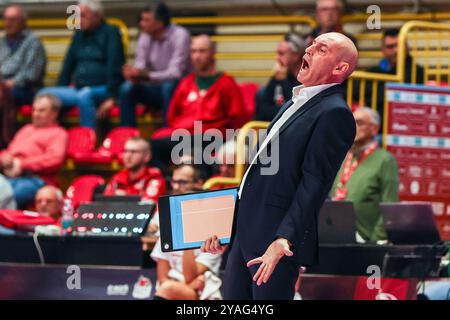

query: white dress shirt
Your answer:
[238,83,339,198]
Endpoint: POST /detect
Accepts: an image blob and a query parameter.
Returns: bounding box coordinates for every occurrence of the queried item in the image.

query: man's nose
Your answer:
[305,45,314,55]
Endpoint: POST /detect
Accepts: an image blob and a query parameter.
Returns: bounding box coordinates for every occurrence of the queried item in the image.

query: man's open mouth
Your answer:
[300,57,310,71]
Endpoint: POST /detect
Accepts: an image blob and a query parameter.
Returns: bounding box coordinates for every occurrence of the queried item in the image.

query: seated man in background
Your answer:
[104,137,166,203]
[104,137,166,233]
[39,0,124,129]
[151,163,222,300]
[0,4,46,147]
[307,0,356,45]
[356,28,425,130]
[119,2,191,127]
[0,94,68,208]
[254,33,305,121]
[151,34,247,167]
[331,107,399,242]
[35,185,64,222]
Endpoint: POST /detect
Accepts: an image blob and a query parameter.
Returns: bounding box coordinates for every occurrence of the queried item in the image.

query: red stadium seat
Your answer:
[72,127,140,165]
[239,82,260,121]
[67,127,96,159]
[65,175,105,209]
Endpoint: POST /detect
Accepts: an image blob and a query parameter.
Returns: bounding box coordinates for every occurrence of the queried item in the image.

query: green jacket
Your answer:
[331,147,399,241]
[58,21,124,98]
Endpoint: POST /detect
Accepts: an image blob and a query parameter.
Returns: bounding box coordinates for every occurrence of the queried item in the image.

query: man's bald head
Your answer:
[298,32,358,86]
[191,34,216,75]
[35,186,64,220]
[323,32,358,76]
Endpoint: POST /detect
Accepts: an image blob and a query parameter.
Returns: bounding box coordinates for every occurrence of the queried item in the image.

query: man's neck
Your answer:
[6,30,24,41]
[128,166,146,180]
[351,139,376,156]
[152,27,168,41]
[196,66,217,77]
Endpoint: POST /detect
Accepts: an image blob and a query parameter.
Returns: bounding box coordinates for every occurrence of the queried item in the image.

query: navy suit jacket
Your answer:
[233,84,356,267]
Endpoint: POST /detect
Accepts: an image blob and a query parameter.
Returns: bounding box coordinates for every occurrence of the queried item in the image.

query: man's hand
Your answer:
[1,153,14,169]
[4,79,15,89]
[200,235,227,254]
[123,65,148,83]
[247,238,293,286]
[4,157,22,178]
[96,98,115,119]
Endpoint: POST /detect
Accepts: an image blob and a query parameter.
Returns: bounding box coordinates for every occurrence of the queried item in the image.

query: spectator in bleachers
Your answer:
[35,186,64,221]
[331,107,399,243]
[0,5,46,147]
[0,94,68,209]
[150,35,247,167]
[104,137,166,234]
[103,137,166,204]
[38,0,125,129]
[358,28,425,129]
[307,0,356,46]
[119,2,191,127]
[151,163,222,300]
[254,33,306,121]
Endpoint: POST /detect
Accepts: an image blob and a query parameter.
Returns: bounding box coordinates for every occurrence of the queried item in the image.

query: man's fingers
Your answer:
[284,248,294,257]
[257,264,268,286]
[263,263,275,283]
[201,238,211,253]
[246,257,263,267]
[208,236,217,253]
[252,262,265,281]
[213,238,222,252]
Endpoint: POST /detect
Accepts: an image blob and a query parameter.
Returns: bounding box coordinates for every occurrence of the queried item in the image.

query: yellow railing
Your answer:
[348,21,450,111]
[203,120,269,190]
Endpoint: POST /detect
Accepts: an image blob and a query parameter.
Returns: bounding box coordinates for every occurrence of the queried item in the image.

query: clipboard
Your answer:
[158,188,238,252]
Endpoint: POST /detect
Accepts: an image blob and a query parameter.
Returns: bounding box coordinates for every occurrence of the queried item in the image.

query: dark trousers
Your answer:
[223,238,299,300]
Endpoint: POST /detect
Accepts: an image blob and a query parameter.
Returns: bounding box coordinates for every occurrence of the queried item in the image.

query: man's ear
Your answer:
[332,62,350,76]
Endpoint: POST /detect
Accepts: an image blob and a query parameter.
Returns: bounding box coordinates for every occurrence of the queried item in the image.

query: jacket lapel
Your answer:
[267,100,294,133]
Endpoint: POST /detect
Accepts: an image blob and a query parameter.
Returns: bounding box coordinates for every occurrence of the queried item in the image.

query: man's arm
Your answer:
[105,27,125,98]
[147,29,191,81]
[57,34,77,86]
[182,250,209,284]
[275,106,356,249]
[156,260,171,284]
[12,37,46,87]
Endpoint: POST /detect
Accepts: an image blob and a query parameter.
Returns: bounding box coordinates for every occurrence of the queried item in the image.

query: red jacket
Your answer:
[104,167,167,204]
[152,72,248,139]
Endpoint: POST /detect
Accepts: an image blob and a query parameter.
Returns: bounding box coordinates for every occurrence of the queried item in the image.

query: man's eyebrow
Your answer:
[314,40,329,48]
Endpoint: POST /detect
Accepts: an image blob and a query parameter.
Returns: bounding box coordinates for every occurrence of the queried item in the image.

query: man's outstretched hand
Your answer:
[200,235,227,254]
[247,238,293,286]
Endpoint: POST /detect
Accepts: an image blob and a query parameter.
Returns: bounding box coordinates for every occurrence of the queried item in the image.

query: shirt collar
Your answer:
[292,83,339,102]
[158,24,173,41]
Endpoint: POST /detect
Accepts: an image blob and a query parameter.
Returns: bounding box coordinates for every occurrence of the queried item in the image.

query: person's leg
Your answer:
[37,87,79,109]
[76,86,109,128]
[223,241,254,300]
[8,176,45,209]
[154,280,198,300]
[247,256,299,300]
[119,81,162,127]
[160,80,178,127]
